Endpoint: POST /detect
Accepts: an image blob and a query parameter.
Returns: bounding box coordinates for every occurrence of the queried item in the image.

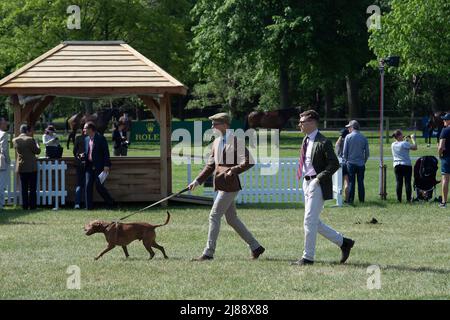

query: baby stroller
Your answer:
[413,156,440,201]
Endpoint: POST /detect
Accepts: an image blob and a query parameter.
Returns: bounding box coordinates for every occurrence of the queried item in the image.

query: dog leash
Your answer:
[115,187,190,222]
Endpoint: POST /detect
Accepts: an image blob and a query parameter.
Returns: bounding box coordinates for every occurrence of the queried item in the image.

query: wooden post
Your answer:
[159,94,172,203]
[11,95,21,138]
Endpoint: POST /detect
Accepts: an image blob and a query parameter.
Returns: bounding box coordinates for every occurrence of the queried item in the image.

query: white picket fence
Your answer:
[2,160,67,209]
[186,157,343,206]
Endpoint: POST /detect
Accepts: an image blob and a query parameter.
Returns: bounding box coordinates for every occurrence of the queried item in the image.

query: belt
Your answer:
[304,175,317,181]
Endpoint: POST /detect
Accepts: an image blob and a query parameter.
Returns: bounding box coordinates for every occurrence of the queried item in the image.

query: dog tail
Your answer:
[154,211,170,228]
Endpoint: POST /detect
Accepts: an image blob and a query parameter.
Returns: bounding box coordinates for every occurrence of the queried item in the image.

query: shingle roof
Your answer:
[0,41,187,96]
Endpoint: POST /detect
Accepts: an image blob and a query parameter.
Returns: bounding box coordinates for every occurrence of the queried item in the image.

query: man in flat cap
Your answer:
[188,112,265,261]
[342,120,369,204]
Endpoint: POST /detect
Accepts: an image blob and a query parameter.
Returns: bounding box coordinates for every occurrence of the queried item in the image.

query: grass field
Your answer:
[1,130,449,299]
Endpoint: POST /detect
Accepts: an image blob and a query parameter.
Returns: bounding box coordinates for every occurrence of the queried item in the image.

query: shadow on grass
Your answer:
[320,260,450,275]
[256,258,450,275]
[0,207,47,225]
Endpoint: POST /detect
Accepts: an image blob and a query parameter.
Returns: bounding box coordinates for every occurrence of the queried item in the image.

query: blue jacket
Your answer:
[85,133,111,170]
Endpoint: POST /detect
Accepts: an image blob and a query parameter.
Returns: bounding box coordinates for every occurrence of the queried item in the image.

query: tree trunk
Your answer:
[345,75,359,119]
[229,96,238,119]
[324,85,334,119]
[280,63,290,109]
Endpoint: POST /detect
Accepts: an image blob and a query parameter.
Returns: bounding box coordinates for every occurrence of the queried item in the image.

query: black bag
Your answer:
[45,145,63,159]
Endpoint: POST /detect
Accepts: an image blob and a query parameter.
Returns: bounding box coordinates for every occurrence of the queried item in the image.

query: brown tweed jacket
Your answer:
[196,134,254,192]
[12,134,41,173]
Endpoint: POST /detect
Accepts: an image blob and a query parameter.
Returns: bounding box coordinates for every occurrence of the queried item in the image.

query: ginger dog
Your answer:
[84,212,170,260]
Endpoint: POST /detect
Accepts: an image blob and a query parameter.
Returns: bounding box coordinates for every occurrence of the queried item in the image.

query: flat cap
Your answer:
[209,112,231,124]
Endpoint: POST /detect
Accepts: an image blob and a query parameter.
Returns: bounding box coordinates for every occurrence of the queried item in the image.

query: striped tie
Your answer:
[296,136,309,180]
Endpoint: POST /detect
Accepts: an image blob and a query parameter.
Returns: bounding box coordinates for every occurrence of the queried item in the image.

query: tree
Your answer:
[369,0,450,116]
[0,0,194,118]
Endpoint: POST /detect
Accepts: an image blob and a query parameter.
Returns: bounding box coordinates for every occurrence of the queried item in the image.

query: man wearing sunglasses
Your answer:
[292,110,355,266]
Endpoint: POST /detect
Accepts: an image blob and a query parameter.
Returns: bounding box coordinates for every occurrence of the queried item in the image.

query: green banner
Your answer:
[131,120,245,143]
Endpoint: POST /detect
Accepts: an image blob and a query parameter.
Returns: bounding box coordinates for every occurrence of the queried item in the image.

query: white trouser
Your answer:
[0,169,8,208]
[302,179,344,261]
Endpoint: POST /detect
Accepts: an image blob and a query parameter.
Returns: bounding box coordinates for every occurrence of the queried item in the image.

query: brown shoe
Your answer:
[251,246,265,259]
[191,254,213,262]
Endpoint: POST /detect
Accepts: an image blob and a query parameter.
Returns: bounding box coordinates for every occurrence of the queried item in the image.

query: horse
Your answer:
[426,111,445,146]
[66,108,120,149]
[244,107,301,131]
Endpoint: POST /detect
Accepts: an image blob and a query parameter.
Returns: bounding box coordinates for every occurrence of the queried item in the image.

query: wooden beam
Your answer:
[20,100,40,123]
[0,86,187,96]
[138,95,160,124]
[29,96,55,125]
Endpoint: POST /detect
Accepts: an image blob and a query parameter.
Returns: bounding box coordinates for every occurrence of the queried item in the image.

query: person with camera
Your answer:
[73,126,87,209]
[42,125,62,159]
[112,121,129,156]
[391,129,417,203]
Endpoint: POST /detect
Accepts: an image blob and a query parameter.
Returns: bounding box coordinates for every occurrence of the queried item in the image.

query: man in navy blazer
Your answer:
[83,122,115,210]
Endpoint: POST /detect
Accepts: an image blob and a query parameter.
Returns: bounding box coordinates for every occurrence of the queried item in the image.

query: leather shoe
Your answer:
[191,254,213,262]
[290,258,314,266]
[251,246,265,259]
[340,237,355,264]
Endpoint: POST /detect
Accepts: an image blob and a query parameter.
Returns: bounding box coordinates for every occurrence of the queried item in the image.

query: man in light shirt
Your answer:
[343,120,369,204]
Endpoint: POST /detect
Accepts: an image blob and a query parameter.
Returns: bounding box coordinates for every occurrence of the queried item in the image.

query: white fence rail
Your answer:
[186,157,343,206]
[3,160,67,209]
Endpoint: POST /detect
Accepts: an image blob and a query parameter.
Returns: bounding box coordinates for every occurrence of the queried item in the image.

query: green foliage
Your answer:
[0,1,194,80]
[369,0,450,78]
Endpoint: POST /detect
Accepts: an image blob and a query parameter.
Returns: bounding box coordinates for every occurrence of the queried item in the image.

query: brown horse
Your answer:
[426,111,445,145]
[244,107,301,131]
[66,108,119,149]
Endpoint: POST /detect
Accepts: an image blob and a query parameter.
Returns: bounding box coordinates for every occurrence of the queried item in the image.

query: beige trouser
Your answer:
[302,179,344,261]
[203,191,260,257]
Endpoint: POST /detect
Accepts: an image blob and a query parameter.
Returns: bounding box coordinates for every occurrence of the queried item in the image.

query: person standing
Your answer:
[292,110,354,266]
[391,129,417,203]
[438,113,450,208]
[83,122,115,210]
[73,127,87,209]
[119,112,132,143]
[12,124,41,210]
[335,128,350,202]
[42,125,62,159]
[112,122,129,156]
[343,120,369,204]
[188,112,265,261]
[0,118,11,209]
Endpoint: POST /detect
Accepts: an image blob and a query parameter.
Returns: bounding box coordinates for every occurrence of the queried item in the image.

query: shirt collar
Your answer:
[223,130,233,144]
[307,129,319,141]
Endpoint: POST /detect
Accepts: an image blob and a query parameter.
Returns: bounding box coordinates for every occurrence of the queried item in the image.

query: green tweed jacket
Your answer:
[303,131,340,200]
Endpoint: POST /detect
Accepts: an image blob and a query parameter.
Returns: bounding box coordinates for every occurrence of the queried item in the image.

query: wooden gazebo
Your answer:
[0,41,187,202]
